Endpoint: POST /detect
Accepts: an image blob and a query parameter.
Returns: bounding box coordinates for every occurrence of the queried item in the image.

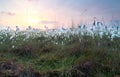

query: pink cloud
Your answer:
[28,0,39,2]
[0,11,16,16]
[40,20,58,24]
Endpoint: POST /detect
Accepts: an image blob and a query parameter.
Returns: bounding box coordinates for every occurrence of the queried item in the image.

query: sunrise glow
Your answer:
[27,18,39,25]
[0,0,120,29]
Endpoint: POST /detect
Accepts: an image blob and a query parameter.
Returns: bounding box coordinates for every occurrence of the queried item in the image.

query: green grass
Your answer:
[0,31,120,77]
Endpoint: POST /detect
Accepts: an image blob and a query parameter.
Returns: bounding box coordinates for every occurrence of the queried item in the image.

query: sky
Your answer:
[0,0,120,29]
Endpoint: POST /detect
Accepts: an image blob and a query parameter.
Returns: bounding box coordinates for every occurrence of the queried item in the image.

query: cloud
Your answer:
[0,11,16,16]
[28,0,39,2]
[40,20,58,24]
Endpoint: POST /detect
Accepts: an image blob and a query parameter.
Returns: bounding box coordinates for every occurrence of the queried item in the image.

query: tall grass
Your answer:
[0,24,120,77]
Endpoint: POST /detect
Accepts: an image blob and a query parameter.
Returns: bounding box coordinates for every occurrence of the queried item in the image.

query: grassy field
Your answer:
[0,28,120,77]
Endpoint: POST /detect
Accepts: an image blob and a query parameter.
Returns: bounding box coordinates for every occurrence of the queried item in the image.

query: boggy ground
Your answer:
[0,61,40,77]
[0,61,117,77]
